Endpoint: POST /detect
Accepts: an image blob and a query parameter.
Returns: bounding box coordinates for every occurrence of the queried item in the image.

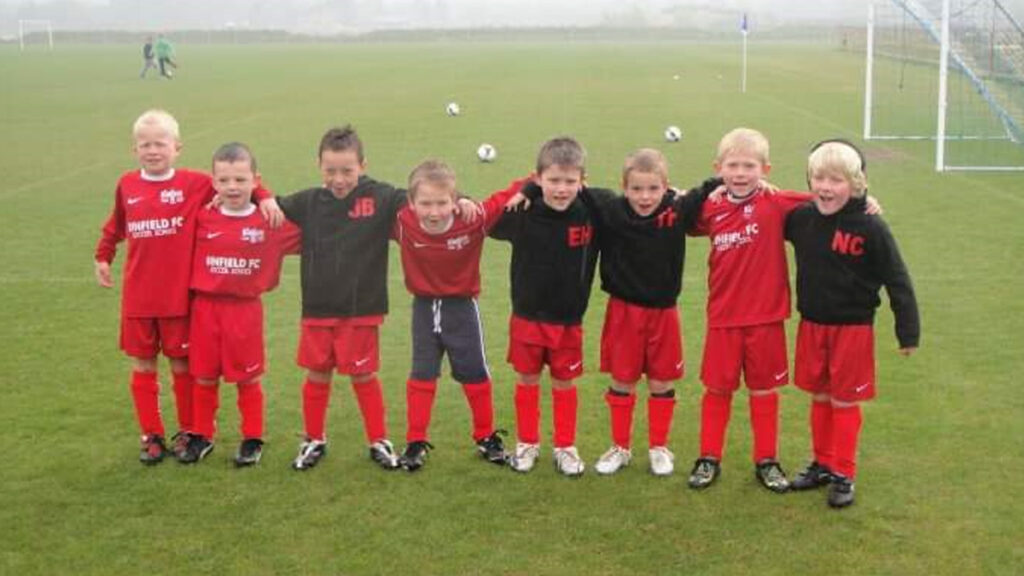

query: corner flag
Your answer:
[740,12,748,93]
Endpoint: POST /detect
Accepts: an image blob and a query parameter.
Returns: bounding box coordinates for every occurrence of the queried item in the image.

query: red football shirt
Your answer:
[190,205,301,299]
[693,190,810,328]
[393,179,523,298]
[94,168,271,317]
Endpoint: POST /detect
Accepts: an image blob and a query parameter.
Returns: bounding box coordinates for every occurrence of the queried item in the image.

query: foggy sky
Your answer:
[3,0,1024,36]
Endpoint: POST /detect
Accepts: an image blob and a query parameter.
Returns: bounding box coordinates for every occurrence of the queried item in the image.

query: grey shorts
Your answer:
[410,296,490,383]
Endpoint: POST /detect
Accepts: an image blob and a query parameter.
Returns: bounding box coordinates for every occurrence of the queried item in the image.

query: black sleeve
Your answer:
[488,208,521,241]
[676,177,722,231]
[579,186,617,225]
[521,181,543,202]
[873,218,920,348]
[381,184,408,220]
[276,189,309,226]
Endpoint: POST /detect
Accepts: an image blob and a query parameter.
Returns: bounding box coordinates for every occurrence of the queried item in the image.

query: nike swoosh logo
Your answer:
[676,361,684,370]
[354,357,370,367]
[127,197,143,205]
[206,232,224,239]
[714,213,728,222]
[412,241,429,248]
[245,363,261,373]
[568,361,582,371]
[774,371,788,381]
[855,382,871,392]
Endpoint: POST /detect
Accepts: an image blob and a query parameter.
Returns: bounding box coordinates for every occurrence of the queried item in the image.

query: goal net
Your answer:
[864,0,1024,171]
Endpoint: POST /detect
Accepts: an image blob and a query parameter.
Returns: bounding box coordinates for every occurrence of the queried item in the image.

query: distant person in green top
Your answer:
[155,35,178,79]
[139,36,158,79]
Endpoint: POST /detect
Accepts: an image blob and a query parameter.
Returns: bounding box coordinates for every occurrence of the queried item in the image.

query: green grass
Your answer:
[1,42,1023,575]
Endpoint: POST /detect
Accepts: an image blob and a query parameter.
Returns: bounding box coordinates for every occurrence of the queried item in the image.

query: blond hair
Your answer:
[132,109,180,141]
[536,136,586,176]
[622,148,669,187]
[408,159,457,199]
[807,142,868,197]
[716,127,769,165]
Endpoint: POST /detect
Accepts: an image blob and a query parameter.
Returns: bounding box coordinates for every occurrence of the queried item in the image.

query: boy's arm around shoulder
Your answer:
[676,177,723,231]
[872,216,920,353]
[479,176,532,231]
[274,187,317,226]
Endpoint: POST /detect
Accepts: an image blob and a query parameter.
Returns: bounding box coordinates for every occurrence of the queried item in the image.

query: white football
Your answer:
[664,125,682,143]
[446,102,460,116]
[476,143,497,163]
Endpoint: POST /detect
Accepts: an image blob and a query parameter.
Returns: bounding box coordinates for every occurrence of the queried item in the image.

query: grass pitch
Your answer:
[1,41,1022,575]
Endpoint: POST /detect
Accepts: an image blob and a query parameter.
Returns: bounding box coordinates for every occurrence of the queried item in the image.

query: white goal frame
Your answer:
[18,19,54,51]
[863,0,1024,172]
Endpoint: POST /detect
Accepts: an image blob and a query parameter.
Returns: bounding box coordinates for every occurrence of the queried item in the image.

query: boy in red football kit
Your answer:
[489,137,615,477]
[180,143,300,467]
[785,140,918,508]
[94,110,280,465]
[687,128,811,492]
[392,160,526,471]
[591,149,717,477]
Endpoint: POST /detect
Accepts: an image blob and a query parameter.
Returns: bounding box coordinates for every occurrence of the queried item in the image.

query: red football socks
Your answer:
[130,370,164,437]
[352,377,388,443]
[405,379,437,442]
[648,394,676,449]
[749,392,780,462]
[462,379,495,441]
[302,378,331,441]
[192,382,219,439]
[514,383,540,444]
[171,370,195,432]
[551,386,578,448]
[237,380,264,440]
[700,390,733,460]
[605,390,636,449]
[832,404,863,479]
[810,400,834,469]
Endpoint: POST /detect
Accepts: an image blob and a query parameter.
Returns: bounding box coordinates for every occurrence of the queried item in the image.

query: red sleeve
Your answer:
[252,180,271,203]
[263,221,302,293]
[480,177,529,231]
[278,220,302,255]
[94,182,126,263]
[774,190,812,215]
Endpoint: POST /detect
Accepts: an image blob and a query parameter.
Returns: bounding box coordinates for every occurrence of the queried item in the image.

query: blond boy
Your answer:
[94,110,278,464]
[785,139,918,508]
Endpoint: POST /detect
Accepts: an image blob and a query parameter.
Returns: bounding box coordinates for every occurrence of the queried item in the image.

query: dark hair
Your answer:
[211,141,257,172]
[536,136,586,176]
[319,124,364,162]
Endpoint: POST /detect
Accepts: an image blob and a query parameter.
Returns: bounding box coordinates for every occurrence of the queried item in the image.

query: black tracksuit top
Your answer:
[596,179,716,308]
[277,176,405,319]
[785,196,920,348]
[489,186,611,325]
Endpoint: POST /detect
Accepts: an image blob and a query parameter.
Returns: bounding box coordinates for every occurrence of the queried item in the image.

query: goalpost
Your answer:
[18,19,54,51]
[864,0,1024,171]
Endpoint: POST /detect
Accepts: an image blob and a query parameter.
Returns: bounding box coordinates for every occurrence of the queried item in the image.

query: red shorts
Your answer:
[120,315,190,359]
[189,295,265,383]
[600,298,683,383]
[700,322,789,392]
[297,316,382,375]
[507,316,583,381]
[795,320,876,403]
